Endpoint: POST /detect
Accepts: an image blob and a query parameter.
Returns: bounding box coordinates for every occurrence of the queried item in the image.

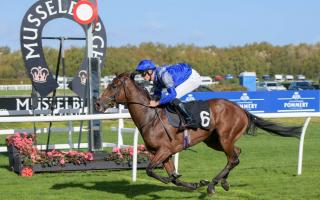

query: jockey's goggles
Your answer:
[137,70,152,77]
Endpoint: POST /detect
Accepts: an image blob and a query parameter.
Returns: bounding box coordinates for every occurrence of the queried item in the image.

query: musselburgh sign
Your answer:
[0,96,83,111]
[20,0,107,97]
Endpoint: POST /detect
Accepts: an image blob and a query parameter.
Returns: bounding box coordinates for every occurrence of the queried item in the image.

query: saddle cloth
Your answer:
[165,100,211,130]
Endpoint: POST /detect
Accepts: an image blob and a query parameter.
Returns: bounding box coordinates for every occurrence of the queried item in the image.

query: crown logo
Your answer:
[79,70,88,85]
[292,92,301,100]
[240,93,250,101]
[185,94,195,102]
[30,66,49,83]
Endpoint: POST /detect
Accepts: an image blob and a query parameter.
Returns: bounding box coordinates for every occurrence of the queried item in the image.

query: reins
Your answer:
[110,76,173,141]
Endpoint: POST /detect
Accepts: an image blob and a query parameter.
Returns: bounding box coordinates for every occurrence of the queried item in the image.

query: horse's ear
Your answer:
[130,71,138,80]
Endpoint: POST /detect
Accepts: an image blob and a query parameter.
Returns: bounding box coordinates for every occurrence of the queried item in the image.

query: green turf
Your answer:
[0,118,319,200]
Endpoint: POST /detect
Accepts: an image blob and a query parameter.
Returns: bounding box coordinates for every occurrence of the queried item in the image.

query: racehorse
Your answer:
[95,72,301,195]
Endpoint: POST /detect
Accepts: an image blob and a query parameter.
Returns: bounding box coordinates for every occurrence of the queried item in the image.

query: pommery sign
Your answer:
[20,0,106,97]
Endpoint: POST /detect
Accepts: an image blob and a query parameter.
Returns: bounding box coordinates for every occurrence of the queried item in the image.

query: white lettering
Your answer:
[239,104,257,109]
[14,98,85,111]
[16,99,29,110]
[94,22,102,32]
[27,14,41,27]
[68,1,77,15]
[58,0,67,14]
[42,100,49,110]
[73,98,81,109]
[56,97,63,110]
[45,0,57,16]
[93,36,105,48]
[36,5,48,20]
[23,43,40,60]
[23,27,38,40]
[93,50,104,58]
[284,102,308,108]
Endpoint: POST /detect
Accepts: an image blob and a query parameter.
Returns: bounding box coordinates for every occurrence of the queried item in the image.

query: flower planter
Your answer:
[7,145,149,176]
[7,145,23,174]
[6,133,151,176]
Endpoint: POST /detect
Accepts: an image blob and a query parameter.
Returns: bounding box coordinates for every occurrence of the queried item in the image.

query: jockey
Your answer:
[135,59,202,128]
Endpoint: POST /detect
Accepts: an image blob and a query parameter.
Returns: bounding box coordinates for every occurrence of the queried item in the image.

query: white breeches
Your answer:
[175,69,201,98]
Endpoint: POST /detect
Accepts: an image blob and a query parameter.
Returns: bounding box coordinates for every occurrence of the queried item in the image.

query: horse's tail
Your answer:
[245,111,302,138]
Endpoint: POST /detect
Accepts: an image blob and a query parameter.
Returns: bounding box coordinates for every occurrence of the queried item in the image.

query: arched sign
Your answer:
[20,0,107,97]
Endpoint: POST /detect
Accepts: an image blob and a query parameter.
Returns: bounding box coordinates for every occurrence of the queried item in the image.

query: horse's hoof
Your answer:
[161,177,171,184]
[200,180,210,186]
[207,184,215,196]
[193,180,210,189]
[221,179,230,191]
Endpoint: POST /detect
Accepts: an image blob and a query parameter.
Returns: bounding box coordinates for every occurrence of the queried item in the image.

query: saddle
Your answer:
[165,100,211,130]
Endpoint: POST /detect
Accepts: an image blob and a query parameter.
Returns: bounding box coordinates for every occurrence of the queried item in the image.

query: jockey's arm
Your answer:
[159,87,177,105]
[158,71,177,105]
[153,86,162,100]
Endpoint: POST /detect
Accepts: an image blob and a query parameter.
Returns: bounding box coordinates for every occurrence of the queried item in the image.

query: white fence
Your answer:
[0,104,142,180]
[0,106,318,178]
[255,112,319,176]
[0,85,32,91]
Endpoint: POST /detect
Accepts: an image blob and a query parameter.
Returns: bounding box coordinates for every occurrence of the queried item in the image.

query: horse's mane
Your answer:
[117,72,151,100]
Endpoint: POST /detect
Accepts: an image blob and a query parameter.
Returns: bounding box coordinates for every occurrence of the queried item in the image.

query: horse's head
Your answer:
[95,72,137,112]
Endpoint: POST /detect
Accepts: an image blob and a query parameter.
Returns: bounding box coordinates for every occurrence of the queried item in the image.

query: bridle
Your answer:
[106,76,151,107]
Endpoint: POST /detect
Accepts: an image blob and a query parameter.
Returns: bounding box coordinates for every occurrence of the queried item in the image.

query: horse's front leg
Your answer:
[146,148,173,184]
[163,157,210,190]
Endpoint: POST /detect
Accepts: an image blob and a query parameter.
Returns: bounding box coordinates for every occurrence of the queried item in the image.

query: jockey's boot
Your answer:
[172,99,197,129]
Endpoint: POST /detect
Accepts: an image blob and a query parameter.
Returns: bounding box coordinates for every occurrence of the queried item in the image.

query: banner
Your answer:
[0,96,83,111]
[181,90,320,113]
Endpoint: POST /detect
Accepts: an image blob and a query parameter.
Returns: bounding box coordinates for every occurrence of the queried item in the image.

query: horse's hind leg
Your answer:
[207,143,240,196]
[220,146,241,191]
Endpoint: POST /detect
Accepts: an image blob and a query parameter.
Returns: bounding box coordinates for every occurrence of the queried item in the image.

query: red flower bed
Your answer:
[6,133,94,173]
[20,166,33,177]
[106,145,149,164]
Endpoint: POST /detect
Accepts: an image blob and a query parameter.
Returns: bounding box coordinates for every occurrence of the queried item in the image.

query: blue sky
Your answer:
[1,0,320,50]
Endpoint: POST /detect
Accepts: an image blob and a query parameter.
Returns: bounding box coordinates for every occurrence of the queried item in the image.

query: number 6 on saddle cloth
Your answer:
[165,100,211,130]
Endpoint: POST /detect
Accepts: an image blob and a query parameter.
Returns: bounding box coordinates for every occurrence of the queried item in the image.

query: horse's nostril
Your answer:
[95,102,100,109]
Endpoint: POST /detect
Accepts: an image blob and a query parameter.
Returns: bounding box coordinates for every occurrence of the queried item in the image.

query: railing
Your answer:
[0,85,32,91]
[0,110,143,181]
[0,106,318,177]
[255,112,320,176]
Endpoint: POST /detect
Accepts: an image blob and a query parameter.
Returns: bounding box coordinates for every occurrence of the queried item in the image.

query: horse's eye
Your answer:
[111,84,117,89]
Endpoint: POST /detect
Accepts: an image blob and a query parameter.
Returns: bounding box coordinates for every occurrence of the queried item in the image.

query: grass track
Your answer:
[0,118,319,199]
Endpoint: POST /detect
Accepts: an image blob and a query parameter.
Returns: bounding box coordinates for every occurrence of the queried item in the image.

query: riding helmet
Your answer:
[136,60,156,72]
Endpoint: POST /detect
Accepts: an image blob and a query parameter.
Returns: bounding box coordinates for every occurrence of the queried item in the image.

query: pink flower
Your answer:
[85,152,93,161]
[46,151,53,157]
[112,147,121,153]
[138,144,145,151]
[59,158,65,165]
[67,151,77,156]
[6,132,95,169]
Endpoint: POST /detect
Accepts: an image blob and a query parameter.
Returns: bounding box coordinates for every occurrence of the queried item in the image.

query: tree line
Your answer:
[0,42,319,82]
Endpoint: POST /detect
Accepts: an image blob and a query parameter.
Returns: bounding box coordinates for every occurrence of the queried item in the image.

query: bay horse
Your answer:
[95,72,301,195]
